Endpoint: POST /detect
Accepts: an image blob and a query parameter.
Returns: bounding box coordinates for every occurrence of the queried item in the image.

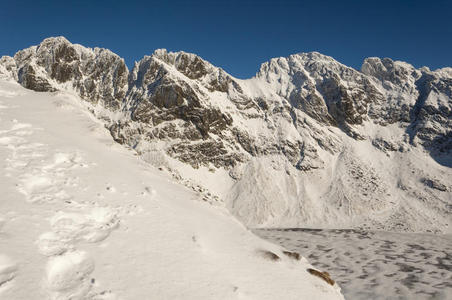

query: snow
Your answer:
[0,254,17,290]
[0,79,344,299]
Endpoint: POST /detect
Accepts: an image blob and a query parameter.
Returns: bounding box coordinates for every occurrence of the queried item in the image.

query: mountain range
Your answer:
[1,37,450,233]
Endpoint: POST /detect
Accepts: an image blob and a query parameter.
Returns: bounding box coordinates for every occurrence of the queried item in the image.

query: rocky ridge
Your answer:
[1,37,450,232]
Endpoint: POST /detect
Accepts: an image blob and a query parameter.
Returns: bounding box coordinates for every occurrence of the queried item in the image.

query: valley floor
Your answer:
[254,228,452,300]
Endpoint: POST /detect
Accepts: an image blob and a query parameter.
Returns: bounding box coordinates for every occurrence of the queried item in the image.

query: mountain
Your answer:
[0,79,344,299]
[1,37,451,233]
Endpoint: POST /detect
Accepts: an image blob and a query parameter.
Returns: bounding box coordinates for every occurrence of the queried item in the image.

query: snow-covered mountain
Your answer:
[1,37,451,233]
[0,80,344,299]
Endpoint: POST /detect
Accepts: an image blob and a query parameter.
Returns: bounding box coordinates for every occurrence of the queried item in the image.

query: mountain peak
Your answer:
[149,48,220,81]
[292,51,337,61]
[38,36,71,47]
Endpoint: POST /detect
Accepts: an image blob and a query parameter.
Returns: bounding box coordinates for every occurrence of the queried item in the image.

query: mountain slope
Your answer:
[1,37,450,233]
[0,79,344,299]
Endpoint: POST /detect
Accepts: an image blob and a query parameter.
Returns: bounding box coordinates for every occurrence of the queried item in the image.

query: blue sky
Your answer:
[1,0,451,78]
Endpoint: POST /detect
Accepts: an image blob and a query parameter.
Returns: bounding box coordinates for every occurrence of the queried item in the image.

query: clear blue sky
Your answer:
[1,0,451,78]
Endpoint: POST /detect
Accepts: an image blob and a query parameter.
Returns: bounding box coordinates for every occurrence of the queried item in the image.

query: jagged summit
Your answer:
[37,36,72,48]
[8,36,128,108]
[361,56,419,84]
[257,51,354,78]
[1,37,451,232]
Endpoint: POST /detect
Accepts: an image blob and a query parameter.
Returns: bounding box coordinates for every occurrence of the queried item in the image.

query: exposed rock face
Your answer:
[1,37,451,232]
[422,178,448,192]
[257,52,382,133]
[0,56,18,80]
[127,51,234,137]
[362,57,452,156]
[12,37,128,109]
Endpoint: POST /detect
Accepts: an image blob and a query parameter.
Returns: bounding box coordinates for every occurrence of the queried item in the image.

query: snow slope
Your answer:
[0,79,344,299]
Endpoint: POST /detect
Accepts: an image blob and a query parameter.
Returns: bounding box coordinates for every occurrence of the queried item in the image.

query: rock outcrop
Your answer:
[11,37,128,109]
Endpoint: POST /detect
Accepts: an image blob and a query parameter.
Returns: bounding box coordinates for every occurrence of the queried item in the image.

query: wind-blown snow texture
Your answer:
[1,37,451,233]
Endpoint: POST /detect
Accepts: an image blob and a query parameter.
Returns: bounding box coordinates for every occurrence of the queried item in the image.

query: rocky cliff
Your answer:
[1,37,451,232]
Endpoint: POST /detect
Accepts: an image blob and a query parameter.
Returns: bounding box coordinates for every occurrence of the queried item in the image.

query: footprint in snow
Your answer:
[37,207,120,256]
[42,152,86,171]
[45,250,94,299]
[11,151,87,203]
[17,173,67,203]
[36,231,73,257]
